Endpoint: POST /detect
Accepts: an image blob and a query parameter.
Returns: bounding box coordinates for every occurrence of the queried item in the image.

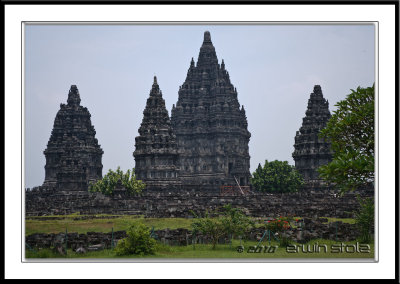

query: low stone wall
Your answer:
[25,187,374,219]
[25,218,364,253]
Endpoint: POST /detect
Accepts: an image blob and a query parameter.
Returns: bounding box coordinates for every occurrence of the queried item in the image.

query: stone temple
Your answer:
[134,31,251,189]
[292,85,333,184]
[170,31,251,187]
[42,85,103,191]
[133,76,180,188]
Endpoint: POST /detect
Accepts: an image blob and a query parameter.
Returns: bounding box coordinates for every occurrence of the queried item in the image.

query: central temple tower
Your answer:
[171,31,251,187]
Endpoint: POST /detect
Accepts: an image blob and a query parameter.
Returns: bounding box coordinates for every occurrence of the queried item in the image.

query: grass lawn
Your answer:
[25,239,374,259]
[25,214,373,259]
[25,214,355,235]
[25,214,194,235]
[323,217,356,224]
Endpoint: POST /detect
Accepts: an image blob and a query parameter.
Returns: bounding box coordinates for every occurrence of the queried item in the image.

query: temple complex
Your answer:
[133,77,180,187]
[170,31,251,187]
[292,85,333,185]
[42,85,103,191]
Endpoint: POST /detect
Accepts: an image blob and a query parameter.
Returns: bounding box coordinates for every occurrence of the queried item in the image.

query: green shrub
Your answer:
[114,223,157,256]
[264,216,294,247]
[355,195,374,243]
[191,205,254,250]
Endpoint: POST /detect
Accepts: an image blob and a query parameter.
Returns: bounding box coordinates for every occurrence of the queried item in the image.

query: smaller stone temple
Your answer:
[42,85,103,191]
[133,76,180,188]
[292,85,333,185]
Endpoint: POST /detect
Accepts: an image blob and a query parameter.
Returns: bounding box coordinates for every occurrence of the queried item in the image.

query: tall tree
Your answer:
[251,160,304,193]
[89,167,145,196]
[318,85,375,193]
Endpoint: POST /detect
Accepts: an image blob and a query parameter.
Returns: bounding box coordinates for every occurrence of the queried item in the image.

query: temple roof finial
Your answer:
[150,75,160,96]
[313,85,322,94]
[203,31,212,43]
[67,84,81,107]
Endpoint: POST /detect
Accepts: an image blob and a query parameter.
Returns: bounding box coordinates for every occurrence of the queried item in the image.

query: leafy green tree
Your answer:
[220,204,254,242]
[354,195,374,243]
[191,205,254,249]
[191,210,226,250]
[89,167,145,196]
[318,85,374,193]
[251,160,304,193]
[115,223,157,256]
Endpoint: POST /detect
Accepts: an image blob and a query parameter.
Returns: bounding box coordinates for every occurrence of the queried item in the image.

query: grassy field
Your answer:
[323,217,356,224]
[25,214,374,259]
[25,238,374,259]
[25,214,194,235]
[25,214,356,236]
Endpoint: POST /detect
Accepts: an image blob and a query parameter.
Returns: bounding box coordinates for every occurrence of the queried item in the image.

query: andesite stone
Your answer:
[170,31,251,188]
[133,76,180,188]
[42,85,103,191]
[292,85,333,186]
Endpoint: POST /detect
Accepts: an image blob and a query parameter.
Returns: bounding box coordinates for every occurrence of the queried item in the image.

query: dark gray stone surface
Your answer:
[133,76,180,188]
[25,186,373,219]
[42,85,103,191]
[292,85,333,187]
[170,31,251,188]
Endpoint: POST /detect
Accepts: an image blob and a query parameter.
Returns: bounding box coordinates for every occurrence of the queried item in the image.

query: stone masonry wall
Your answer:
[25,187,374,219]
[25,219,363,252]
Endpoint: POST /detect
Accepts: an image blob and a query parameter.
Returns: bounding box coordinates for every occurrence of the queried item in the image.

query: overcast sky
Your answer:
[24,24,375,189]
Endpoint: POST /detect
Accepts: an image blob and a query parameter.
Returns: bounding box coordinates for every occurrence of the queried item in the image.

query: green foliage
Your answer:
[318,85,375,193]
[251,160,304,193]
[191,210,225,250]
[89,167,145,196]
[191,205,254,250]
[220,204,255,240]
[114,223,157,256]
[354,195,374,243]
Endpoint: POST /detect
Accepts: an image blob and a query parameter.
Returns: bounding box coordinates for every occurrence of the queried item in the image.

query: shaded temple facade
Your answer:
[133,77,180,187]
[170,31,251,187]
[292,85,333,183]
[43,85,103,191]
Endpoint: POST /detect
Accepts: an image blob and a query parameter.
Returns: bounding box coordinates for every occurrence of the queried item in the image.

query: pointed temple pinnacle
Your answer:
[67,84,81,106]
[203,31,212,44]
[313,85,322,94]
[150,75,161,97]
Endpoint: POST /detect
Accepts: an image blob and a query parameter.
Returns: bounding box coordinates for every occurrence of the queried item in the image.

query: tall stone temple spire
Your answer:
[171,31,251,187]
[43,85,103,191]
[292,85,333,185]
[133,76,180,187]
